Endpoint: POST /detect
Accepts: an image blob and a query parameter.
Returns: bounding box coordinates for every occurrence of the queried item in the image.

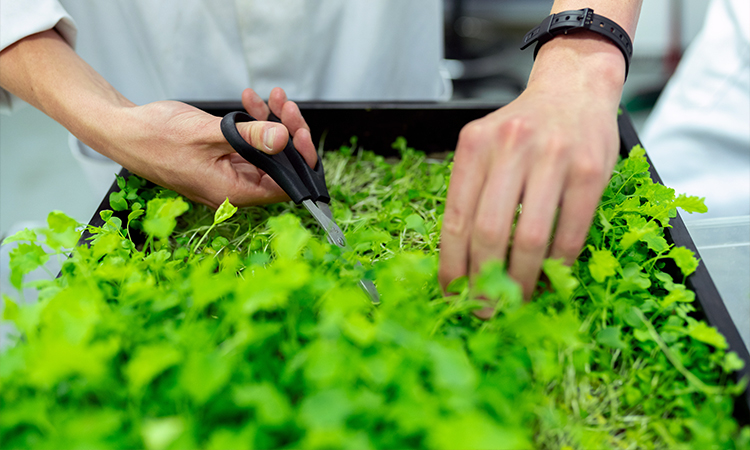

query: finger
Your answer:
[235,120,289,155]
[549,162,609,265]
[280,99,310,136]
[292,127,318,169]
[507,156,566,299]
[467,150,525,277]
[282,101,316,168]
[268,87,288,119]
[438,121,491,291]
[241,88,271,120]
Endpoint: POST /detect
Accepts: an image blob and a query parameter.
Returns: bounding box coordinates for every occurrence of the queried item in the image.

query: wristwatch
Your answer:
[521,8,633,81]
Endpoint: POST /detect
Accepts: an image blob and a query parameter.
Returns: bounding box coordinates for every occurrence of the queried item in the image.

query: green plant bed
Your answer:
[1,138,747,449]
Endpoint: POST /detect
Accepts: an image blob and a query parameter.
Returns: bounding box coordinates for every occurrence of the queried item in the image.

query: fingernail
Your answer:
[263,127,275,151]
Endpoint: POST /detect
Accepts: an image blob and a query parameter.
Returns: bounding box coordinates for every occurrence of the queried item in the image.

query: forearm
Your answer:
[0,29,134,155]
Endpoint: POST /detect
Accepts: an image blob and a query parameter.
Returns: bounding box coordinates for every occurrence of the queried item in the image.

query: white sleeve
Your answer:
[0,0,78,113]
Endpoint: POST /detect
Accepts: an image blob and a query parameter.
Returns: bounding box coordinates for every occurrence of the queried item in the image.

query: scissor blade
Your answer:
[302,199,380,304]
[302,199,346,248]
[357,270,381,305]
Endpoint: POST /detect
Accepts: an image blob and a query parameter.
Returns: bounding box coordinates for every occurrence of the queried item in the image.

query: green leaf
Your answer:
[620,216,661,251]
[1,227,37,245]
[618,263,651,291]
[206,426,255,450]
[109,190,128,211]
[404,213,427,236]
[596,326,627,350]
[178,351,231,404]
[542,258,578,299]
[299,388,352,428]
[428,343,477,392]
[445,275,468,295]
[346,227,391,253]
[668,246,699,276]
[474,260,522,307]
[722,352,745,372]
[674,194,707,214]
[43,211,80,249]
[2,294,19,322]
[128,208,145,223]
[125,344,183,393]
[8,242,49,289]
[588,247,620,283]
[232,383,292,425]
[213,198,238,225]
[142,417,185,450]
[210,236,230,251]
[268,214,310,260]
[143,197,190,239]
[688,322,728,349]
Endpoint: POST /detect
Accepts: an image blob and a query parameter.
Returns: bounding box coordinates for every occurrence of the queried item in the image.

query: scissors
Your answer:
[220,111,380,304]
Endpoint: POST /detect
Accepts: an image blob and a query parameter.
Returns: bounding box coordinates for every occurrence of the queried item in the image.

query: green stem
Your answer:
[193,223,216,253]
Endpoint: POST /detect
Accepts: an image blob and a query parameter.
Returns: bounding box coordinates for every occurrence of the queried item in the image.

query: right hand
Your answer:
[105,87,317,209]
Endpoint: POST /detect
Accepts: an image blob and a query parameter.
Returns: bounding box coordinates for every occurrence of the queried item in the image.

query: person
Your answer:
[0,0,643,302]
[641,0,749,220]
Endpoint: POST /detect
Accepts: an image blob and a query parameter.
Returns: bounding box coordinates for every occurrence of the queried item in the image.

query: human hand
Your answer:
[439,34,626,307]
[0,30,316,210]
[107,87,316,209]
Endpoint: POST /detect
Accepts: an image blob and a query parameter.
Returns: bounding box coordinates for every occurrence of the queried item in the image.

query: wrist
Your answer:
[527,32,626,103]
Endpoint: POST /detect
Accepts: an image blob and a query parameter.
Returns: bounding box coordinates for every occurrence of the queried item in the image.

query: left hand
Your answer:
[438,33,626,305]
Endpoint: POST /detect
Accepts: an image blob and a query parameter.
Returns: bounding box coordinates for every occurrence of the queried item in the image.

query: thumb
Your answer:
[236,121,289,154]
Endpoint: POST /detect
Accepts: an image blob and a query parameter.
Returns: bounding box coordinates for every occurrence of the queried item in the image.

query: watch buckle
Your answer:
[577,8,595,27]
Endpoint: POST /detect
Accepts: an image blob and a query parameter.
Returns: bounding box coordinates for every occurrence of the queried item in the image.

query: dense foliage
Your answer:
[1,138,748,449]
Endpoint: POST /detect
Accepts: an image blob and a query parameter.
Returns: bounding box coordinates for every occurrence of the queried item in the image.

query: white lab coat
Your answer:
[1,0,450,109]
[641,0,750,219]
[1,0,450,190]
[0,0,450,107]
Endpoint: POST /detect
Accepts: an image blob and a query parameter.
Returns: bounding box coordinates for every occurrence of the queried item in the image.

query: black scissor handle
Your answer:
[266,113,330,204]
[220,111,329,204]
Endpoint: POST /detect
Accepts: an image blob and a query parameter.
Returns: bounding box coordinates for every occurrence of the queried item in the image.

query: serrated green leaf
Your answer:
[674,194,708,214]
[43,211,80,249]
[668,246,699,276]
[588,247,620,283]
[542,258,578,299]
[1,227,37,245]
[688,322,728,349]
[8,242,49,289]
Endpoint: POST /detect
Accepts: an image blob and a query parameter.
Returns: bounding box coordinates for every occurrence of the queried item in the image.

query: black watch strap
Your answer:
[521,8,633,81]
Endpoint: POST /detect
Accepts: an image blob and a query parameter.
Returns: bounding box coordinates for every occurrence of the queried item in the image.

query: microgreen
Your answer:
[1,140,747,449]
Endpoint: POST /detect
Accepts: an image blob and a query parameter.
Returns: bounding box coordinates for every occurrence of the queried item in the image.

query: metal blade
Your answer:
[302,199,380,304]
[302,199,346,248]
[357,271,381,305]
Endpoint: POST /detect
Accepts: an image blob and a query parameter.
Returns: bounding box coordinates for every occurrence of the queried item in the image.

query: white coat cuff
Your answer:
[0,0,78,113]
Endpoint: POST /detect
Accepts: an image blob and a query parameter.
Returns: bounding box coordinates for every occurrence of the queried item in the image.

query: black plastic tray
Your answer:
[83,101,749,421]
